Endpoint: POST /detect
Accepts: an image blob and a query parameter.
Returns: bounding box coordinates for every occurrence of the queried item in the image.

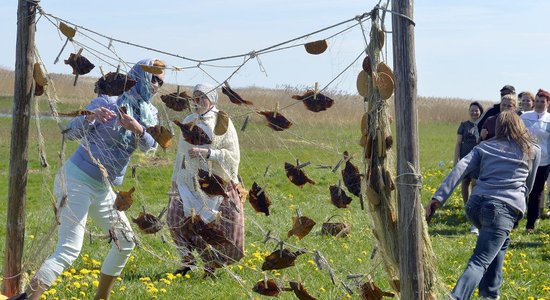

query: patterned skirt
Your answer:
[167,182,245,270]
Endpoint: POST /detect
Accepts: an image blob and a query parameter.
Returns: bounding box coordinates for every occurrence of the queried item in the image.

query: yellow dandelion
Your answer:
[79,291,86,297]
[73,282,81,289]
[92,280,99,288]
[119,286,126,292]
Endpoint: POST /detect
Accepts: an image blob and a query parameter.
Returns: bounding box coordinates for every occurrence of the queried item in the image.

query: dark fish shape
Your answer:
[58,110,94,117]
[222,86,254,105]
[161,91,191,111]
[146,125,174,149]
[95,72,137,96]
[252,279,291,296]
[197,169,228,197]
[360,281,395,300]
[289,282,318,300]
[114,187,135,211]
[258,111,292,131]
[329,185,353,208]
[248,182,271,216]
[173,120,212,145]
[261,248,306,271]
[34,84,44,96]
[287,216,316,240]
[64,53,95,75]
[291,90,334,112]
[342,151,361,197]
[132,207,166,234]
[285,162,315,187]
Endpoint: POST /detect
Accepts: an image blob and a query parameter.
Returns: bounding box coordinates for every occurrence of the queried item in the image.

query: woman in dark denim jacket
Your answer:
[426,111,540,300]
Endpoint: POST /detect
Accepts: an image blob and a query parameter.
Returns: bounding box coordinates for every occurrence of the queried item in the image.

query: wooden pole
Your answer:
[3,0,39,296]
[391,1,425,299]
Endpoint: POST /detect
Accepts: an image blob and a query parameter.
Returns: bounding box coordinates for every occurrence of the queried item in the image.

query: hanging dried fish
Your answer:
[173,120,212,145]
[214,111,229,135]
[197,169,227,197]
[321,220,350,237]
[248,182,271,216]
[95,72,137,96]
[356,70,369,97]
[258,111,292,131]
[285,162,315,187]
[114,187,135,211]
[287,216,316,240]
[362,56,373,75]
[222,86,254,105]
[375,72,394,100]
[58,110,94,117]
[329,185,353,208]
[342,151,361,197]
[304,39,328,55]
[160,91,191,111]
[64,52,95,75]
[252,279,291,296]
[34,84,45,96]
[132,207,166,234]
[146,125,174,149]
[261,248,306,271]
[289,281,318,300]
[360,281,395,300]
[291,90,334,112]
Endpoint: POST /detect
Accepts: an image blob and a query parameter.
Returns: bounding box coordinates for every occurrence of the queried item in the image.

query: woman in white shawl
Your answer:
[167,83,245,277]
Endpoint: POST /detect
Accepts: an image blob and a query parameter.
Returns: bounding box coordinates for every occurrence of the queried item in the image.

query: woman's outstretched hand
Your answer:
[86,107,116,124]
[425,199,442,223]
[118,109,144,135]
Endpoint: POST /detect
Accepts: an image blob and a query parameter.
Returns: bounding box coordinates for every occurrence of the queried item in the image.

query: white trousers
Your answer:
[34,163,135,286]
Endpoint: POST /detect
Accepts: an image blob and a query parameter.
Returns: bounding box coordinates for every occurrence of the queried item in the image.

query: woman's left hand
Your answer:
[425,199,442,223]
[118,109,144,135]
[188,147,209,159]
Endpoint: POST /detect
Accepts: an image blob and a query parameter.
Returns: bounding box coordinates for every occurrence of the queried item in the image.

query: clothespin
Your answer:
[263,230,272,244]
[257,183,268,196]
[278,240,284,256]
[274,102,279,118]
[296,161,311,169]
[263,272,269,287]
[313,82,319,100]
[240,115,250,132]
[263,164,270,177]
[72,48,84,86]
[99,66,106,80]
[369,245,378,259]
[337,180,342,198]
[331,158,344,173]
[54,22,76,64]
[131,165,137,178]
[359,194,365,211]
[208,161,213,177]
[214,211,222,225]
[296,208,303,224]
[191,208,197,223]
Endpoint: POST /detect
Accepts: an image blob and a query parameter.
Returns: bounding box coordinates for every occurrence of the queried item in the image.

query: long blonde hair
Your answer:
[495,111,536,158]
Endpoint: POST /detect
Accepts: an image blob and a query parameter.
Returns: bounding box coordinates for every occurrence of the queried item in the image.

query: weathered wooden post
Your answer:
[3,0,39,296]
[391,0,426,299]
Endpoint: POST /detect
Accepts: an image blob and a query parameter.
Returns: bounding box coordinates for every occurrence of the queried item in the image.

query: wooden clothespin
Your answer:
[296,161,311,169]
[263,164,271,177]
[332,158,344,173]
[240,115,250,132]
[337,180,342,197]
[274,102,279,118]
[296,208,303,224]
[72,48,84,86]
[191,208,197,223]
[54,22,76,64]
[257,183,268,196]
[99,66,106,80]
[313,82,319,100]
[208,161,213,177]
[263,230,272,244]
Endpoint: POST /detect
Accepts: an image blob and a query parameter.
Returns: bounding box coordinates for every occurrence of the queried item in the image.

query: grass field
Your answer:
[0,90,549,300]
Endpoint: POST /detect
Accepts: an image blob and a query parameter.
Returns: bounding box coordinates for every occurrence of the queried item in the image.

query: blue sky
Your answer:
[1,0,549,101]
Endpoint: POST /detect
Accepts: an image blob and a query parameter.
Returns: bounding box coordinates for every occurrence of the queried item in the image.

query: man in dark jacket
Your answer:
[477,85,516,133]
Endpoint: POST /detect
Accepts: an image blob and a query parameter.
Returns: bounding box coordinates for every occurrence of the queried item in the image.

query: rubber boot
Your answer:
[93,273,117,300]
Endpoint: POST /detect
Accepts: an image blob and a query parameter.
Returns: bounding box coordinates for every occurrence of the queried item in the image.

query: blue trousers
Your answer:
[451,195,519,300]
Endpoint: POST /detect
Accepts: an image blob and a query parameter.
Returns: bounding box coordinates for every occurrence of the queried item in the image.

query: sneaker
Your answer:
[479,296,500,300]
[470,226,479,235]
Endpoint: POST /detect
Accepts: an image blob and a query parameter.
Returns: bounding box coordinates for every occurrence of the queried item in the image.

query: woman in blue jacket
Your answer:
[25,58,165,300]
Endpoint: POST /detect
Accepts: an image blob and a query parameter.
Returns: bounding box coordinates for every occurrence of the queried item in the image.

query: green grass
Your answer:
[0,104,549,300]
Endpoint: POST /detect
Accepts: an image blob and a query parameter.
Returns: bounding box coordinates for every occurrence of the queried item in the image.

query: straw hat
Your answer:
[304,40,328,55]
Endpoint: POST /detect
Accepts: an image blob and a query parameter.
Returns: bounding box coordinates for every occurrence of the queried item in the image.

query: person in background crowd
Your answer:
[519,91,535,112]
[22,58,165,300]
[454,101,484,234]
[481,94,518,140]
[521,89,550,232]
[477,85,516,133]
[426,111,540,300]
